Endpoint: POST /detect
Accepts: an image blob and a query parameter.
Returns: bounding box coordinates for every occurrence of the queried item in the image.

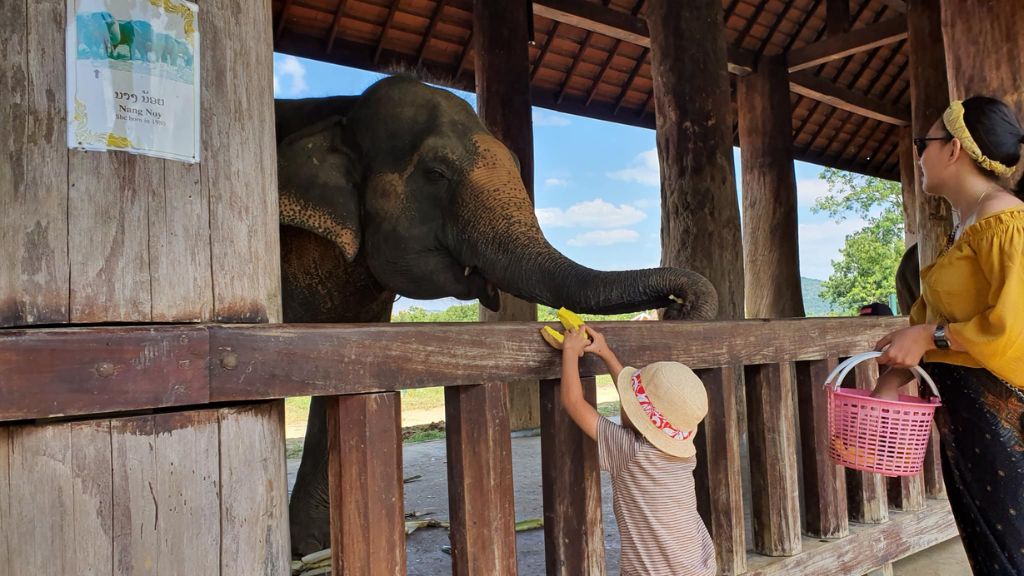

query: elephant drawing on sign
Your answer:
[76,12,120,60]
[276,75,718,556]
[113,20,154,62]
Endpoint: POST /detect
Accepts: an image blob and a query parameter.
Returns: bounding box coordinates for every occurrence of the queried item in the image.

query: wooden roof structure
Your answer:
[272,0,912,180]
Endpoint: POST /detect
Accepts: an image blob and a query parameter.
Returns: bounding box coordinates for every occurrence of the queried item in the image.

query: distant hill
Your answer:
[801,276,838,317]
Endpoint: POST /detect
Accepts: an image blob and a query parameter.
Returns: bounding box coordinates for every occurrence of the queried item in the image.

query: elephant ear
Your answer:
[277,115,362,262]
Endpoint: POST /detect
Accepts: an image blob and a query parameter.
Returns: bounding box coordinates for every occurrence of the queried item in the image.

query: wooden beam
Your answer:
[372,0,400,65]
[325,0,350,54]
[788,16,908,72]
[790,70,910,125]
[531,0,756,75]
[530,22,562,83]
[826,0,851,35]
[415,0,448,69]
[275,0,294,42]
[878,0,908,11]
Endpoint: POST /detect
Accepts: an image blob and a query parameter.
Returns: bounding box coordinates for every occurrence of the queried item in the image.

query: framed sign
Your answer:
[66,0,200,163]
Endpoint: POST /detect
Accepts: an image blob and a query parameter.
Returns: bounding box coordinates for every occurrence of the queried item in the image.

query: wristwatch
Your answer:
[933,324,951,350]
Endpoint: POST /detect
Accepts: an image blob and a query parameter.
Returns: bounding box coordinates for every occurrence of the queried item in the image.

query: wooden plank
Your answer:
[68,151,157,322]
[886,378,927,512]
[826,0,851,35]
[745,363,802,556]
[923,423,944,497]
[0,326,210,422]
[540,377,605,575]
[788,16,908,73]
[0,0,69,327]
[790,71,911,126]
[693,367,746,574]
[200,0,282,323]
[220,402,291,575]
[744,501,957,575]
[71,420,115,576]
[112,416,159,576]
[531,0,757,75]
[208,318,910,401]
[898,126,918,247]
[796,358,849,539]
[151,160,213,322]
[845,362,890,524]
[8,422,74,574]
[154,410,221,576]
[445,384,517,575]
[327,393,406,575]
[0,427,10,574]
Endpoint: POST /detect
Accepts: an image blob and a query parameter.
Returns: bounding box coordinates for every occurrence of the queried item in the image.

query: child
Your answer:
[560,325,717,576]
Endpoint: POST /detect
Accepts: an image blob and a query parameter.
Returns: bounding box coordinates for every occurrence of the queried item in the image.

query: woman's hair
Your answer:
[959,96,1024,197]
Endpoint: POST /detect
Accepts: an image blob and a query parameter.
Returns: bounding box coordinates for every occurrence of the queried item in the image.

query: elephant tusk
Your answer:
[668,294,684,304]
[464,266,472,277]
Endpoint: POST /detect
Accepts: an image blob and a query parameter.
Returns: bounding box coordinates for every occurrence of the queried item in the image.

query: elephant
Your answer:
[76,12,120,60]
[276,75,718,556]
[113,20,154,62]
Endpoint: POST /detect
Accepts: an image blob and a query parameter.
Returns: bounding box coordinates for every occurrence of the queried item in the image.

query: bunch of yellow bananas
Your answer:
[539,308,589,354]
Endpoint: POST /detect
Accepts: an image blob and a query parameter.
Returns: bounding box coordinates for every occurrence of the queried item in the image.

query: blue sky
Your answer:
[273,54,868,311]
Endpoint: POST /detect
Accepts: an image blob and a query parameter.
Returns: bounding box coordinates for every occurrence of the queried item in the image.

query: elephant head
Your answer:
[275,75,717,320]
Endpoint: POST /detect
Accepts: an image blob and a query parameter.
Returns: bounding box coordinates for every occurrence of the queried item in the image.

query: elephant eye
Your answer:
[425,167,449,182]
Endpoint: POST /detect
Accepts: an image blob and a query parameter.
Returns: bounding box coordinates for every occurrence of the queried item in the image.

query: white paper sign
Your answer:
[66,0,200,163]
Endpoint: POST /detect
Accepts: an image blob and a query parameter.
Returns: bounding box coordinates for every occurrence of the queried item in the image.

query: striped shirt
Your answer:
[598,417,717,576]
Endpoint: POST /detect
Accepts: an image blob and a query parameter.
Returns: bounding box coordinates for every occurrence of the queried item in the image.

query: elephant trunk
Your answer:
[456,136,718,320]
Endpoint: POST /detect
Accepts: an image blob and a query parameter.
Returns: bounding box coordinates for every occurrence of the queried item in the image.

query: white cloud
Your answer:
[535,198,647,229]
[632,197,659,209]
[533,109,571,127]
[275,55,309,97]
[544,177,569,188]
[798,218,867,280]
[796,178,830,208]
[607,149,660,187]
[568,229,640,247]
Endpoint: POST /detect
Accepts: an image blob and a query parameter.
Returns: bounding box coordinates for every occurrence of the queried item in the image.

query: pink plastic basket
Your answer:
[825,352,941,477]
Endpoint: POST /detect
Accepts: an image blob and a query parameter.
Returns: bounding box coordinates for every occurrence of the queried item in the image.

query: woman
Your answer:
[872,96,1024,574]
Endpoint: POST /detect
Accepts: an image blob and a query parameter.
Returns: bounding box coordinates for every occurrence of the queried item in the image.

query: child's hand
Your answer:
[583,325,610,357]
[562,327,588,358]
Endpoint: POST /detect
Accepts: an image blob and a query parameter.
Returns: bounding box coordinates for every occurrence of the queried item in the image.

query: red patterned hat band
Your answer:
[631,371,693,441]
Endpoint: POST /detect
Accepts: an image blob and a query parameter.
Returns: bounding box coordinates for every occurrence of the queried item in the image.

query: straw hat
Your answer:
[616,361,708,458]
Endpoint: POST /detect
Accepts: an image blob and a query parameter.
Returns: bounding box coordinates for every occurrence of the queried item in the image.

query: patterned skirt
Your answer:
[924,362,1024,575]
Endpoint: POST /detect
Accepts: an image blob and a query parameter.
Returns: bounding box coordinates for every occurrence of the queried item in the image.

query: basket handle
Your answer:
[823,351,940,400]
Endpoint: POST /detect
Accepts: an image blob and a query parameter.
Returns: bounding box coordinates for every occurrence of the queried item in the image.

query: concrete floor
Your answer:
[287,427,972,575]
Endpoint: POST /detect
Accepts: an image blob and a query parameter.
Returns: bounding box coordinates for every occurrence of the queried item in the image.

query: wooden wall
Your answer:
[0,0,281,327]
[0,402,290,575]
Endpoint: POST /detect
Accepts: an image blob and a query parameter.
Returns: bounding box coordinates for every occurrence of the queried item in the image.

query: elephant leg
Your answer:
[289,395,332,557]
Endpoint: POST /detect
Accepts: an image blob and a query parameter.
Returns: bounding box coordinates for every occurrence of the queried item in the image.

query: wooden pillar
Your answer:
[474,0,539,431]
[646,0,744,320]
[540,377,604,576]
[908,0,953,272]
[796,358,849,539]
[899,128,918,248]
[738,55,805,319]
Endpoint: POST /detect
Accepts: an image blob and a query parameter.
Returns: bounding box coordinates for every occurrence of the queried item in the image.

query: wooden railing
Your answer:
[0,317,957,575]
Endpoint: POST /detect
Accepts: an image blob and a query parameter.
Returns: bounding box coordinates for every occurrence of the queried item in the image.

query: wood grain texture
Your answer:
[112,416,159,576]
[0,326,210,422]
[0,426,10,575]
[789,16,906,72]
[923,423,945,497]
[327,393,406,576]
[445,383,517,576]
[738,55,805,319]
[220,402,291,575]
[540,377,605,576]
[693,366,746,574]
[71,420,115,576]
[199,0,282,323]
[845,362,890,524]
[898,127,918,248]
[745,363,802,556]
[796,358,849,539]
[0,0,69,327]
[647,0,745,319]
[887,380,927,512]
[209,318,908,401]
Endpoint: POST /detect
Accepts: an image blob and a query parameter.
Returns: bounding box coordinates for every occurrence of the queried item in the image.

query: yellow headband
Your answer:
[942,100,1017,177]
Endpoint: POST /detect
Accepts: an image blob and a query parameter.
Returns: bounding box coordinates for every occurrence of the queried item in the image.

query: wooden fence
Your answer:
[0,317,957,575]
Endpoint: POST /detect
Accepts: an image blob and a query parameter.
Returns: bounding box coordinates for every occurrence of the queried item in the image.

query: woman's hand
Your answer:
[562,327,589,358]
[875,324,936,367]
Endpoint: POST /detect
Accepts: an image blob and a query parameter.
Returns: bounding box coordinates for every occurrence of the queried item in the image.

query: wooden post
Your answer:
[327,393,405,576]
[745,363,802,556]
[796,358,850,539]
[540,377,604,576]
[445,384,518,575]
[738,55,805,319]
[886,379,927,512]
[0,0,281,327]
[899,127,918,248]
[908,0,953,273]
[474,0,539,431]
[845,362,890,525]
[646,0,744,320]
[693,366,747,574]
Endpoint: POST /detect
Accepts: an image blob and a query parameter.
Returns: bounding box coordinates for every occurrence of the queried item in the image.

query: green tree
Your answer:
[813,168,905,315]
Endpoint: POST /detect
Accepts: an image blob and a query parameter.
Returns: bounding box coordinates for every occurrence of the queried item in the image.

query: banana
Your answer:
[557,307,585,332]
[539,325,584,357]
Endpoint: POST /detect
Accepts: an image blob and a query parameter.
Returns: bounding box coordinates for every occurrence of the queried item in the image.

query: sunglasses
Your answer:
[913,136,952,157]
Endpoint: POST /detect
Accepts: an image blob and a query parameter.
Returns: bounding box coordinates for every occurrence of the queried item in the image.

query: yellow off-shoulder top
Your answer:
[909,207,1024,389]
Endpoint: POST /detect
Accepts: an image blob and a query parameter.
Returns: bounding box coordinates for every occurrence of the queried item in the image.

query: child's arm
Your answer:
[870,367,916,400]
[561,328,599,440]
[581,325,635,430]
